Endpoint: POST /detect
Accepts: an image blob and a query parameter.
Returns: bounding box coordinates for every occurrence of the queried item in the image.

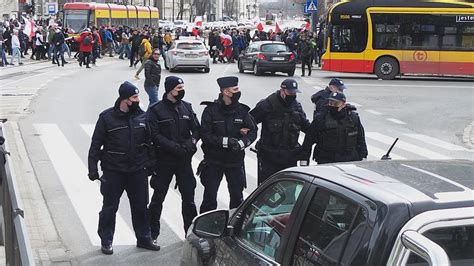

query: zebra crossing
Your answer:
[32,122,473,247]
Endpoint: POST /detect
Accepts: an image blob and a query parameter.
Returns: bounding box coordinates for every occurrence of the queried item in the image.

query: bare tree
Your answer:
[223,0,237,18]
[193,0,208,16]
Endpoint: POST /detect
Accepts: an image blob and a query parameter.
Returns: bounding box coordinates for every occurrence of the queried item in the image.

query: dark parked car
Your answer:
[181,160,474,265]
[238,41,296,76]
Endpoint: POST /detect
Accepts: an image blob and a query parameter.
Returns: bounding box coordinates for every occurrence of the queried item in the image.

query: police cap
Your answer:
[119,81,139,99]
[328,78,347,91]
[328,92,346,102]
[281,78,301,93]
[217,76,238,90]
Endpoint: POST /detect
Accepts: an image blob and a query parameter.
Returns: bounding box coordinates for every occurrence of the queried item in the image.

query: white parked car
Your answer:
[164,38,210,73]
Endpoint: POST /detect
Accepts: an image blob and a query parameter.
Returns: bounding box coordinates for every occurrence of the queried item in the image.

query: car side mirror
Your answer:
[192,209,229,239]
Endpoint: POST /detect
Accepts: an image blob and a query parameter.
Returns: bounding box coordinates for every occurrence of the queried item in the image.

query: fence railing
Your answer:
[0,120,35,265]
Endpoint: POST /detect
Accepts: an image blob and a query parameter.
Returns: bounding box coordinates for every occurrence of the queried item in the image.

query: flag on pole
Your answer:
[275,21,281,33]
[22,16,35,38]
[257,22,264,32]
[194,16,203,27]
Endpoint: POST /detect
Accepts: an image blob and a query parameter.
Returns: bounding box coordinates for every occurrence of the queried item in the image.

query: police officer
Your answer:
[199,76,257,213]
[250,79,310,185]
[311,78,346,118]
[88,81,160,254]
[146,76,200,240]
[302,92,368,164]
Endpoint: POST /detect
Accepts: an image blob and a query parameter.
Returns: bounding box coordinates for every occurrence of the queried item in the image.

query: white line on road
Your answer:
[365,109,383,115]
[366,132,451,160]
[350,102,362,107]
[386,118,406,125]
[35,123,136,246]
[403,133,471,152]
[346,83,474,89]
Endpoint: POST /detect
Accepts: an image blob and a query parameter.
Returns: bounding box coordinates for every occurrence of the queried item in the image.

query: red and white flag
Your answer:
[305,21,311,30]
[275,21,281,33]
[194,16,203,27]
[257,22,264,32]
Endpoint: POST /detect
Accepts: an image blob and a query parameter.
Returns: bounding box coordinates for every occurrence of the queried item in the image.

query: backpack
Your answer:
[83,35,92,45]
[138,43,146,57]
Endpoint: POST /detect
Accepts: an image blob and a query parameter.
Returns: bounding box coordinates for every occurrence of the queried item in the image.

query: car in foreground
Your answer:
[164,38,210,73]
[238,41,296,76]
[181,160,474,265]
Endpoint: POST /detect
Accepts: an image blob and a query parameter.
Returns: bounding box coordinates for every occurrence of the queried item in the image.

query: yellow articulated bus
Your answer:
[321,0,474,79]
[63,2,159,34]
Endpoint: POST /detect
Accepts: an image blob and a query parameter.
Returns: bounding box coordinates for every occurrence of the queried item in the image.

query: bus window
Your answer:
[330,21,367,52]
[439,15,474,51]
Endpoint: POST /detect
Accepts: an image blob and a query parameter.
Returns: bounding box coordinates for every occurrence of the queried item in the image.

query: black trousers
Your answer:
[257,157,297,185]
[301,56,312,76]
[130,47,138,66]
[98,170,151,246]
[149,163,197,239]
[199,162,246,214]
[80,52,91,67]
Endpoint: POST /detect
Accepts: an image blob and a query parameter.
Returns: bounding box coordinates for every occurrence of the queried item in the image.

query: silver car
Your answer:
[164,38,210,73]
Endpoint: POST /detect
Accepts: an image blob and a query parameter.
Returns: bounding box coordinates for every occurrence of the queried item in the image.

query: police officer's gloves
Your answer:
[172,143,187,157]
[88,172,100,182]
[228,138,245,152]
[182,138,197,155]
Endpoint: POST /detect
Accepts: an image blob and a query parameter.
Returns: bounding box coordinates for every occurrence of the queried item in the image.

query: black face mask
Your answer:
[230,91,241,104]
[329,106,346,119]
[128,101,140,112]
[284,94,296,105]
[175,90,185,101]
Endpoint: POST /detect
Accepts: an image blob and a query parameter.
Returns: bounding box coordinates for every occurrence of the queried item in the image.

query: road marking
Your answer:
[366,132,451,159]
[403,133,471,152]
[366,109,382,115]
[386,118,406,125]
[346,83,473,89]
[82,123,186,240]
[367,144,406,160]
[350,102,362,107]
[35,123,136,246]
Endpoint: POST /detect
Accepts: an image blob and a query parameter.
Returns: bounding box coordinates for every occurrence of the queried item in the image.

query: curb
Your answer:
[462,121,474,148]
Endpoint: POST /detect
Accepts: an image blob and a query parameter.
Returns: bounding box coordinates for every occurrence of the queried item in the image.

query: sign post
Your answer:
[304,0,318,32]
[46,2,57,15]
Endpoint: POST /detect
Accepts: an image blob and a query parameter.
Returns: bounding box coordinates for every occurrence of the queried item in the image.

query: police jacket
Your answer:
[88,99,151,174]
[302,108,368,164]
[311,87,332,118]
[146,97,200,165]
[144,58,161,87]
[200,95,257,167]
[250,91,310,164]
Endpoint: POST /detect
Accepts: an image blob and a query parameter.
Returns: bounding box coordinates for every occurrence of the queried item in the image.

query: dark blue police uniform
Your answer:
[250,83,310,184]
[146,76,200,238]
[199,77,257,214]
[88,99,152,247]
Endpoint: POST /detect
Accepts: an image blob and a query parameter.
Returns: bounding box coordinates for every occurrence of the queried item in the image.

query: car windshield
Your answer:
[64,10,89,33]
[177,43,205,50]
[261,44,288,53]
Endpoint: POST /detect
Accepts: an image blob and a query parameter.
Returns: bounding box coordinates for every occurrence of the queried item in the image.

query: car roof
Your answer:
[284,160,474,214]
[253,41,286,46]
[174,39,204,44]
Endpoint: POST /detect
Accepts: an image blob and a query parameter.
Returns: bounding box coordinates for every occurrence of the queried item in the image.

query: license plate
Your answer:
[185,54,197,58]
[272,57,285,61]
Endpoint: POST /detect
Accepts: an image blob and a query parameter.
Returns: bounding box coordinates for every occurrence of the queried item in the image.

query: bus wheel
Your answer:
[375,57,399,80]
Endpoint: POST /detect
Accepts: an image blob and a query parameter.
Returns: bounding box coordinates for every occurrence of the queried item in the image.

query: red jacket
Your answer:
[75,32,93,52]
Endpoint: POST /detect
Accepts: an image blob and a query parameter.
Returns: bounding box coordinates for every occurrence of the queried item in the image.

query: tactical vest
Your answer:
[261,93,303,150]
[318,113,358,152]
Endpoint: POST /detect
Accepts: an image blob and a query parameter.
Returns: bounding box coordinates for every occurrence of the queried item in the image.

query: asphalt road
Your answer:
[2,56,472,265]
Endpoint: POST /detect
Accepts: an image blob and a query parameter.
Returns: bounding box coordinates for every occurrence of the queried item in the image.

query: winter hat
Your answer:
[165,76,184,93]
[118,81,139,99]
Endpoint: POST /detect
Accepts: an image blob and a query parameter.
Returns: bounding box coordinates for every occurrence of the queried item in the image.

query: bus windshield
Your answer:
[64,10,89,33]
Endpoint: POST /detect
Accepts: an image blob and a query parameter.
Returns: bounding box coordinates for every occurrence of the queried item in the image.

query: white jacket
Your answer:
[12,35,20,49]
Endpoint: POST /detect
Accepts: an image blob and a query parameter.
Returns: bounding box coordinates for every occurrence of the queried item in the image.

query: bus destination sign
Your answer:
[456,15,474,22]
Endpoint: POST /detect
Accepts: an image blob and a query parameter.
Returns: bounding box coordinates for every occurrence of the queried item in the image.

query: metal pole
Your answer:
[172,0,175,21]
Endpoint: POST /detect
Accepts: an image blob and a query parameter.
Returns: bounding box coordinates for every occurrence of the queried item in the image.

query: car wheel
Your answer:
[169,67,176,72]
[204,67,210,73]
[287,70,295,77]
[374,56,399,80]
[238,60,244,73]
[253,63,262,76]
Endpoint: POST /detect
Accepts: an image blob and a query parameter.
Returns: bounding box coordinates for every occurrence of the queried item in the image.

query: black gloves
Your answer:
[181,138,197,155]
[228,138,245,152]
[88,172,100,182]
